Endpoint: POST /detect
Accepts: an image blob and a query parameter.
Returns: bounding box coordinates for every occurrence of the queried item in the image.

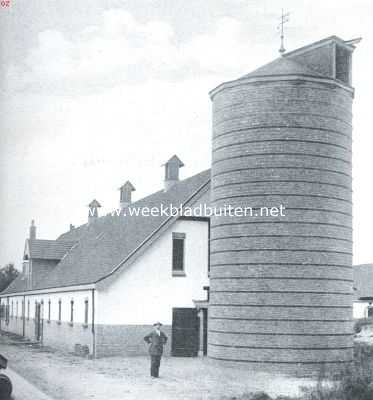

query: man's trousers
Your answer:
[150,355,162,377]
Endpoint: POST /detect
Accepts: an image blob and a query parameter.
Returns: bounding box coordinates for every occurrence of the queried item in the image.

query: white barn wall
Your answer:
[0,289,94,354]
[94,219,209,357]
[96,219,209,325]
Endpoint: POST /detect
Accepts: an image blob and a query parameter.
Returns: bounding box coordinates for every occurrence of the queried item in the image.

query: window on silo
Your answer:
[172,232,186,276]
[27,300,30,320]
[336,45,351,85]
[48,299,51,322]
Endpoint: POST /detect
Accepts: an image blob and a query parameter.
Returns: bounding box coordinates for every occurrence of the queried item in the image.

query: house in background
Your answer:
[353,264,373,319]
[0,156,211,358]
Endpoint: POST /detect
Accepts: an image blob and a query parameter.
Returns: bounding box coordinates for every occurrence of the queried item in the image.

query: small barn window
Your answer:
[48,300,51,323]
[172,232,186,276]
[70,299,74,325]
[84,299,89,327]
[58,299,62,324]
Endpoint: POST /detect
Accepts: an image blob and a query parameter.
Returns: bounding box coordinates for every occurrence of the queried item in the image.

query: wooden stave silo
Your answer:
[208,40,356,376]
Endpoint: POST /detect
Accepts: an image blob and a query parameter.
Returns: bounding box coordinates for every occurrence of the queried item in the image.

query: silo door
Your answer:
[171,308,199,357]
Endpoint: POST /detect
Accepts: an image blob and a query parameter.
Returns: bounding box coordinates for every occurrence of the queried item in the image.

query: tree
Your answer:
[0,263,19,292]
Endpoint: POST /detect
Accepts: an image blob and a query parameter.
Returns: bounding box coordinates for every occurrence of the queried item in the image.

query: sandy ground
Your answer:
[0,333,314,400]
[5,368,53,400]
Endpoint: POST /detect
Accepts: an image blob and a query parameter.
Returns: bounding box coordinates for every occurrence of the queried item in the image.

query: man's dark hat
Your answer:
[153,322,162,326]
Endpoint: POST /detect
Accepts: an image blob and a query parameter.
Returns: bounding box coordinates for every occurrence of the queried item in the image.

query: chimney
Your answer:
[69,224,75,231]
[88,199,101,224]
[29,219,36,240]
[119,181,136,209]
[163,155,184,191]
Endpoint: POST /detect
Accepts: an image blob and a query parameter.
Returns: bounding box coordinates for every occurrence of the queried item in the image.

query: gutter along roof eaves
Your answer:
[0,283,96,297]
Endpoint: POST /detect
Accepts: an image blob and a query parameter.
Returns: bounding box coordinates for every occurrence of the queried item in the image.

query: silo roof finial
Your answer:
[277,8,290,55]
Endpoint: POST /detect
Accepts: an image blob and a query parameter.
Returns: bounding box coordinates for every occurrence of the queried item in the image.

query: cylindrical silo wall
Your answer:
[209,79,353,376]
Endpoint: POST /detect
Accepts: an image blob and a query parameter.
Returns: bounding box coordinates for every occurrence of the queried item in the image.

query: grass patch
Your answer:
[222,343,373,400]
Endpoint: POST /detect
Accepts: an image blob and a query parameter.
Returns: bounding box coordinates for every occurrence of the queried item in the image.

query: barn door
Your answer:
[172,308,199,357]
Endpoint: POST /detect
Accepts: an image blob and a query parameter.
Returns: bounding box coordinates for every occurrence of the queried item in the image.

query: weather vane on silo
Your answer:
[277,9,290,54]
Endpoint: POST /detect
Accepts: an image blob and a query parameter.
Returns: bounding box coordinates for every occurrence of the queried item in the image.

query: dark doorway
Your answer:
[35,303,42,342]
[171,308,199,357]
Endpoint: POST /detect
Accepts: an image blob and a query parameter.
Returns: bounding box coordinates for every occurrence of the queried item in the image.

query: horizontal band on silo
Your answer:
[213,171,351,189]
[207,347,353,363]
[213,112,351,130]
[210,249,352,255]
[210,234,352,243]
[213,156,351,175]
[213,94,352,113]
[207,331,353,347]
[213,179,351,192]
[214,133,351,149]
[213,104,352,125]
[208,330,353,338]
[212,84,352,111]
[209,343,353,351]
[212,165,351,178]
[209,305,350,320]
[213,125,351,142]
[209,357,353,366]
[210,220,352,230]
[210,252,351,265]
[213,145,351,165]
[212,151,351,166]
[210,292,352,307]
[210,237,352,253]
[211,223,352,239]
[209,276,352,292]
[214,118,351,139]
[213,139,351,155]
[210,264,353,280]
[212,193,351,204]
[211,316,352,324]
[209,318,353,335]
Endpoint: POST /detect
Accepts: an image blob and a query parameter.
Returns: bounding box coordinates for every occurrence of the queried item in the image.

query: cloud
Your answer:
[4,9,265,95]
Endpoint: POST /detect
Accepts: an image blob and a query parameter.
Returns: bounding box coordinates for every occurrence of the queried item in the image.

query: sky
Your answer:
[0,0,372,268]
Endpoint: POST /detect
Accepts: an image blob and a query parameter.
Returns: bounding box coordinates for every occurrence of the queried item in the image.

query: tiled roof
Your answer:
[1,275,28,295]
[1,169,210,294]
[354,264,373,300]
[239,57,326,80]
[28,239,76,260]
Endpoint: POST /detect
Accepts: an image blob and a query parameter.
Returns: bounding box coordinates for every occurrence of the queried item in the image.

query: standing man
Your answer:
[144,322,168,378]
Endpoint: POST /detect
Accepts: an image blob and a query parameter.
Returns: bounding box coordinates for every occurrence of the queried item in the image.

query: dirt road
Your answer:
[0,333,313,400]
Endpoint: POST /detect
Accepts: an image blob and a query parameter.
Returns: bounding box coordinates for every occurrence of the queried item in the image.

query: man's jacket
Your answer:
[144,331,168,356]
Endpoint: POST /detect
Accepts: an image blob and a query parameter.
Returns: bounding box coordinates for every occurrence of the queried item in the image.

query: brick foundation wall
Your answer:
[1,317,93,355]
[42,320,92,353]
[95,324,172,358]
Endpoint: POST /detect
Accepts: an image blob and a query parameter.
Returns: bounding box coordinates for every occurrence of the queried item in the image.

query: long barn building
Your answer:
[0,36,360,377]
